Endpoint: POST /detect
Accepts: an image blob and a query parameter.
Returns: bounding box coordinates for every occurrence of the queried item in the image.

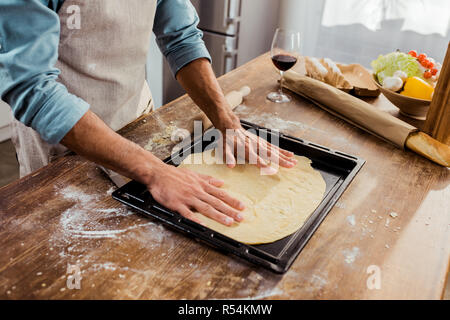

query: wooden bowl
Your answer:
[373,76,430,120]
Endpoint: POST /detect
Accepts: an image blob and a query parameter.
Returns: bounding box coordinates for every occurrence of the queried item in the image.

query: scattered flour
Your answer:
[346,215,356,226]
[245,287,284,300]
[342,247,360,264]
[57,185,144,240]
[106,187,115,196]
[222,287,284,300]
[144,125,179,151]
[310,274,328,290]
[50,185,174,269]
[91,262,120,272]
[237,106,353,147]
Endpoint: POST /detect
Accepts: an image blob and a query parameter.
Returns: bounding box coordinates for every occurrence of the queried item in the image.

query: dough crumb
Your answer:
[389,212,398,218]
[144,125,179,151]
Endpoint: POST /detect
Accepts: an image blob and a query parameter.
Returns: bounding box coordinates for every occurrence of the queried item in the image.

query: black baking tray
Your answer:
[112,120,365,273]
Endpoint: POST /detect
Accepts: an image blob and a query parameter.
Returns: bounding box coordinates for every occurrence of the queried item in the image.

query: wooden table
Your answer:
[0,53,448,300]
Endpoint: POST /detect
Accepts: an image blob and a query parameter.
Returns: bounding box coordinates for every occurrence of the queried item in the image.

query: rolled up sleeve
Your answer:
[153,0,211,77]
[0,0,90,144]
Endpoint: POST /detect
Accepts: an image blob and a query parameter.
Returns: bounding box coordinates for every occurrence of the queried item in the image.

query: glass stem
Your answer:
[279,71,284,95]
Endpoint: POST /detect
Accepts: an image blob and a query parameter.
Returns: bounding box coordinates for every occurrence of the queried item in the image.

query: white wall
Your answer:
[0,101,12,142]
[278,0,325,58]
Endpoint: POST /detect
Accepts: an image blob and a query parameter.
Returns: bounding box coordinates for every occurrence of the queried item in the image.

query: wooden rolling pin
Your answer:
[283,71,450,167]
[195,86,251,130]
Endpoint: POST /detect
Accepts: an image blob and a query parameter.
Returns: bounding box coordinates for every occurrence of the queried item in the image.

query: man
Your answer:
[0,0,297,226]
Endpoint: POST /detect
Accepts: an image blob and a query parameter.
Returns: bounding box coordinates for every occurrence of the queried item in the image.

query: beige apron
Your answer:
[11,0,157,177]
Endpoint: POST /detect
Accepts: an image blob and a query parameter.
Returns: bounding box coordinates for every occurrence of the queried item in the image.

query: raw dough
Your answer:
[179,149,326,244]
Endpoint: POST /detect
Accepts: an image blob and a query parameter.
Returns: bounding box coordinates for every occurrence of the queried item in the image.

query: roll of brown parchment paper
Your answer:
[283,70,450,167]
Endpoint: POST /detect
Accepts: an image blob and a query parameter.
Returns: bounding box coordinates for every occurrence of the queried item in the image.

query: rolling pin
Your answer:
[195,86,251,131]
[283,71,450,167]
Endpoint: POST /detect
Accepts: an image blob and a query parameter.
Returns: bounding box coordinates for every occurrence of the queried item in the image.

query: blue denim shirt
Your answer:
[0,0,211,144]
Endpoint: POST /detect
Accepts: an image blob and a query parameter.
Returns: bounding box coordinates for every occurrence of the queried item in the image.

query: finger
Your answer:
[265,142,296,159]
[191,199,234,226]
[197,173,224,187]
[251,149,270,168]
[261,145,297,168]
[224,143,236,168]
[279,147,294,157]
[244,130,294,158]
[204,184,245,211]
[177,205,205,226]
[198,191,244,222]
[266,142,294,157]
[253,138,297,167]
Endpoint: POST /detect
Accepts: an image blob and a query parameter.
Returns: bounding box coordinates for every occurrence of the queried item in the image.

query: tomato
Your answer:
[431,68,438,76]
[418,53,427,60]
[424,71,432,79]
[408,50,418,57]
[427,61,434,69]
[421,59,429,67]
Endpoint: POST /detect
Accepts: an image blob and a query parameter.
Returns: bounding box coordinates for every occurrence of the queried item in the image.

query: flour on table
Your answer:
[236,106,353,146]
[346,215,356,226]
[106,186,115,196]
[342,247,360,264]
[50,185,174,266]
[144,125,179,151]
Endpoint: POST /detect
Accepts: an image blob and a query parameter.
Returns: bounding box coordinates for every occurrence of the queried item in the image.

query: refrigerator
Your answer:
[162,0,280,104]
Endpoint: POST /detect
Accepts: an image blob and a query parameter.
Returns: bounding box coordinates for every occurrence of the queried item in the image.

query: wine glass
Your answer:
[267,28,301,103]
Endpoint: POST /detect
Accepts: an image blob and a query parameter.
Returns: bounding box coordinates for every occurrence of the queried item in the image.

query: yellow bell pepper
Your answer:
[400,77,434,100]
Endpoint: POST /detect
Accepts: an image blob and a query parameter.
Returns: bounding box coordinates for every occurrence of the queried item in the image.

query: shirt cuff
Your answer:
[32,90,90,145]
[166,43,212,77]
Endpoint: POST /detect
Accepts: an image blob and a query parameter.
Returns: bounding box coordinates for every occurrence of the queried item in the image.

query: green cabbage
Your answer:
[371,52,422,85]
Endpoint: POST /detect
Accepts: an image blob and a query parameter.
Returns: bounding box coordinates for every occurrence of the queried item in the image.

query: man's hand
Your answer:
[146,162,245,226]
[176,58,297,172]
[221,127,297,174]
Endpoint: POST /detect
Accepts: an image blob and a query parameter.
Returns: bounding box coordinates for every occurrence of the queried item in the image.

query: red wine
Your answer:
[271,54,297,71]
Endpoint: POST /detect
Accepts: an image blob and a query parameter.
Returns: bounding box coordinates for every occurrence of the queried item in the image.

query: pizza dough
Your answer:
[178,149,326,244]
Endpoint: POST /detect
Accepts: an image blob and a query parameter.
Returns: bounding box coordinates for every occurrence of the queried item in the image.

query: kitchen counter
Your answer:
[0,53,448,299]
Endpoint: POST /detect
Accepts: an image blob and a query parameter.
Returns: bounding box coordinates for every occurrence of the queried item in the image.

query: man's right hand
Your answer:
[146,163,245,226]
